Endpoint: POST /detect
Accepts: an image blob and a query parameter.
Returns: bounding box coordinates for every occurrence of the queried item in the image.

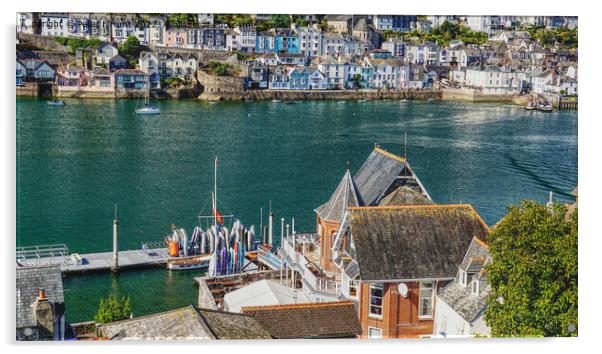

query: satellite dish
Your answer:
[24,19,32,27]
[23,327,33,336]
[397,283,409,297]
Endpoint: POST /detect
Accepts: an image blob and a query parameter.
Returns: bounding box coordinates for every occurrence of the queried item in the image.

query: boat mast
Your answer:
[214,156,218,231]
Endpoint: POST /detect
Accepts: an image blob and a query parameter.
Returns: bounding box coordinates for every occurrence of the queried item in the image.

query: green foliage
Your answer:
[270,14,291,29]
[521,26,578,49]
[403,21,488,46]
[207,61,235,76]
[54,36,104,54]
[167,13,197,27]
[485,201,578,337]
[94,294,132,324]
[118,36,141,67]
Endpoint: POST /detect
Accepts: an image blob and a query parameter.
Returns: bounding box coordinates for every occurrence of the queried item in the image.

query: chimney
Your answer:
[33,288,54,339]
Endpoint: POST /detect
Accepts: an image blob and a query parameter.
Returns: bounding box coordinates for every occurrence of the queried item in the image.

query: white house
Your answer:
[381,38,405,58]
[433,237,492,338]
[308,68,328,90]
[317,55,346,89]
[465,66,524,95]
[95,43,119,65]
[40,13,70,37]
[465,16,501,34]
[321,33,346,58]
[529,69,555,95]
[296,26,322,57]
[364,58,409,89]
[111,16,149,44]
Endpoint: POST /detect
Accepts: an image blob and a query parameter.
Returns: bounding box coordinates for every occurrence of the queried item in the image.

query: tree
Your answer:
[484,201,577,337]
[270,14,291,29]
[94,294,132,324]
[118,36,141,67]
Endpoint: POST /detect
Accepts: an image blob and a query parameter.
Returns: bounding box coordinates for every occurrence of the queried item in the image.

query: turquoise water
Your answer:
[16,98,577,322]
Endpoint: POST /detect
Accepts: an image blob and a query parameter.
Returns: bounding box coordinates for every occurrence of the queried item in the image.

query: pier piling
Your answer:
[111,206,119,273]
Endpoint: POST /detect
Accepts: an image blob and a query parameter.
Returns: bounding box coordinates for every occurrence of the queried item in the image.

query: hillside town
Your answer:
[16,13,577,107]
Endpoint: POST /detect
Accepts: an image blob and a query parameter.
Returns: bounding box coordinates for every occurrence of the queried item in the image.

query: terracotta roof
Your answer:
[349,205,489,281]
[241,301,361,339]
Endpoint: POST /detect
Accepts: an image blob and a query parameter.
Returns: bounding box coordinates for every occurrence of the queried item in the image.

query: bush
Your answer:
[94,294,132,324]
[207,61,235,76]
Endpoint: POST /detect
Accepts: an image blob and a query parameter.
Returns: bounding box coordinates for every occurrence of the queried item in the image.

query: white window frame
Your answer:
[459,269,467,286]
[368,283,384,319]
[472,280,479,295]
[418,281,435,319]
[368,326,382,338]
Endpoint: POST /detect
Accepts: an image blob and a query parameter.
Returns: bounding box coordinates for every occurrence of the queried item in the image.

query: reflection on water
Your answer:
[17,98,577,322]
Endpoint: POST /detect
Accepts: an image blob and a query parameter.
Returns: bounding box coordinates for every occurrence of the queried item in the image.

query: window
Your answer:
[418,281,434,318]
[369,283,384,317]
[459,270,467,286]
[349,280,358,298]
[368,327,382,338]
[472,280,479,295]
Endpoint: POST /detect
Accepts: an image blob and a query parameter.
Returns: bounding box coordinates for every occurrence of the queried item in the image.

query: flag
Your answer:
[213,207,223,224]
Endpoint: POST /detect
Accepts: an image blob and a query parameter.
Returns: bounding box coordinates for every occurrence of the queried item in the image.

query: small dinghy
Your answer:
[271,99,281,103]
[47,99,65,106]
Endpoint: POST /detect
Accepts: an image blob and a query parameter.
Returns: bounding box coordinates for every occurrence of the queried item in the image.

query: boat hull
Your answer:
[135,108,160,115]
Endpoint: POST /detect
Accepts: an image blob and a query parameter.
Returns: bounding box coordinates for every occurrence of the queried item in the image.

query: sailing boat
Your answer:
[166,157,258,272]
[135,77,160,115]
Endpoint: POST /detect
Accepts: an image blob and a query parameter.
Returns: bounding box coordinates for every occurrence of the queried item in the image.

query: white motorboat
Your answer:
[47,99,65,106]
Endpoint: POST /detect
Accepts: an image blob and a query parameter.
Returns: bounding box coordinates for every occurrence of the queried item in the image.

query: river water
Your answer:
[16,97,577,322]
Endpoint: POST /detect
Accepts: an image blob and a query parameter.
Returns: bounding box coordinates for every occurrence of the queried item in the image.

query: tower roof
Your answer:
[315,169,364,222]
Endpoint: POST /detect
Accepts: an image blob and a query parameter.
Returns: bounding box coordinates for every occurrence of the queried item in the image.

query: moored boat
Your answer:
[167,255,210,270]
[47,99,65,106]
[135,104,161,115]
[537,102,553,112]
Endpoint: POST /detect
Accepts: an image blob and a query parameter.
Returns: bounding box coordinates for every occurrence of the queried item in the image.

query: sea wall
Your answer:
[16,83,39,97]
[441,88,515,103]
[198,86,442,101]
[197,70,246,101]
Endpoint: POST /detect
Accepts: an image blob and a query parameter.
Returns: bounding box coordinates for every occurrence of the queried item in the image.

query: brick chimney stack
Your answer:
[33,288,54,339]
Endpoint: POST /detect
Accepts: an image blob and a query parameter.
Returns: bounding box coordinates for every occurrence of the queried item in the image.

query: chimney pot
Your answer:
[38,289,46,300]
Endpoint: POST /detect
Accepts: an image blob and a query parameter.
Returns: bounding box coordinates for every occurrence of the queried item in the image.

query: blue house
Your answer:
[288,67,309,90]
[256,32,277,53]
[114,69,148,90]
[274,29,300,54]
[109,55,128,71]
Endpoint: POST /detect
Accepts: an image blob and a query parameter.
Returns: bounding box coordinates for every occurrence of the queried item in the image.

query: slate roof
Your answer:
[438,279,490,323]
[353,147,407,206]
[223,280,311,313]
[197,308,273,339]
[241,301,361,339]
[349,205,489,281]
[379,186,433,206]
[16,265,64,329]
[315,169,364,222]
[98,305,272,340]
[438,237,491,323]
[459,237,490,273]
